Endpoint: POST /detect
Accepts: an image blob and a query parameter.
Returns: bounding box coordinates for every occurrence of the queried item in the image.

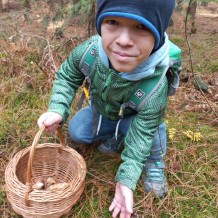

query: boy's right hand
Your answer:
[37,112,62,134]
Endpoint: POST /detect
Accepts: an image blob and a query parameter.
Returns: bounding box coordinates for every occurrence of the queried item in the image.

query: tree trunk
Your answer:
[188,0,197,20]
[1,0,10,11]
[188,0,197,34]
[176,0,184,12]
[47,0,55,12]
[24,0,31,9]
[88,2,96,37]
[47,0,65,14]
[201,2,208,7]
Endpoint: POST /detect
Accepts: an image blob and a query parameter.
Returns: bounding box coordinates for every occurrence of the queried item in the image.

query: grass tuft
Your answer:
[0,3,217,218]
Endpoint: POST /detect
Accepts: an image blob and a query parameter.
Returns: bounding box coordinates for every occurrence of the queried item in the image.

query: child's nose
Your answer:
[116,28,133,46]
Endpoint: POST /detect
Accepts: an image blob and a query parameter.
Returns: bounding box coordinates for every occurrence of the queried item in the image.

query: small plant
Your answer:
[168,128,176,140]
[182,130,203,141]
[168,127,203,142]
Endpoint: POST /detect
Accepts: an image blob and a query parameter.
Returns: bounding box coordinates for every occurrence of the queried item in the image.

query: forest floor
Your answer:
[0,2,217,218]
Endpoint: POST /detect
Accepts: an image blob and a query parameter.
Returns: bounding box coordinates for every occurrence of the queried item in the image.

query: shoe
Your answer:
[97,141,118,153]
[144,160,168,198]
[98,134,123,153]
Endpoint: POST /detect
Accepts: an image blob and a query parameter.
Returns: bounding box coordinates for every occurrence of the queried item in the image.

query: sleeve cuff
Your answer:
[115,168,142,190]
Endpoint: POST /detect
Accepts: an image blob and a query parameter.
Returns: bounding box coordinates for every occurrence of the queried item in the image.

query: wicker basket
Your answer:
[5,126,86,218]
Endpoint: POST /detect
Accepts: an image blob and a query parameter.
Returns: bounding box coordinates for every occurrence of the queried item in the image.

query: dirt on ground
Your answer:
[0,1,218,217]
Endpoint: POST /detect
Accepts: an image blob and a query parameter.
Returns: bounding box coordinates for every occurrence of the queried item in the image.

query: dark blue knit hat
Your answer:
[96,0,175,50]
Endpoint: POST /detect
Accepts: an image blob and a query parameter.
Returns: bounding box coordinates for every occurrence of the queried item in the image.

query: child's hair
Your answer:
[96,0,175,50]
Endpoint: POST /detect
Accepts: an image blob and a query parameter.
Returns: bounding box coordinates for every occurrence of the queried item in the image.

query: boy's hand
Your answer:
[109,182,133,218]
[37,112,62,134]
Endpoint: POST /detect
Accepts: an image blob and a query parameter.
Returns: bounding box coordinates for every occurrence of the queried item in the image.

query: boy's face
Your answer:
[101,16,155,72]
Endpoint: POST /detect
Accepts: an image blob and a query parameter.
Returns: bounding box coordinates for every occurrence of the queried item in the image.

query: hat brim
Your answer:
[96,12,160,49]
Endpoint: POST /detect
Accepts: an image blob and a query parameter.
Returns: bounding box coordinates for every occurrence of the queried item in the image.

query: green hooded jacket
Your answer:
[48,36,168,190]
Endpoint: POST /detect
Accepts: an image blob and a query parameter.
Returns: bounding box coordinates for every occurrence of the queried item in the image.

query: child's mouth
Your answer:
[112,51,135,62]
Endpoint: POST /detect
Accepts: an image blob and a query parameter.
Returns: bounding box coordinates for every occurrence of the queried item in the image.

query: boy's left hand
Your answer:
[109,182,133,218]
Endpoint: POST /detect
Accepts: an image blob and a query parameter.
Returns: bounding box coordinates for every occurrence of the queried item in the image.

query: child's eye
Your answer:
[137,24,149,31]
[105,19,119,25]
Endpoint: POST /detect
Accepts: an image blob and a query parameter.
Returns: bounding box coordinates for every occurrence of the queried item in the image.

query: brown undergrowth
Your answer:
[0,2,217,218]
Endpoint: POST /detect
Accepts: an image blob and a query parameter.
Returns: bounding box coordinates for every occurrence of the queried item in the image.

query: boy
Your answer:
[37,0,176,217]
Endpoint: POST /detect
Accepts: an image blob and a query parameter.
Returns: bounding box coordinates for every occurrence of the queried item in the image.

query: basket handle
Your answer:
[25,125,65,206]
